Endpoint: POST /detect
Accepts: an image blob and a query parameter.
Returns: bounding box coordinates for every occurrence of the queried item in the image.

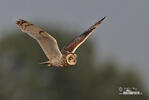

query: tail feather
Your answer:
[40,61,51,66]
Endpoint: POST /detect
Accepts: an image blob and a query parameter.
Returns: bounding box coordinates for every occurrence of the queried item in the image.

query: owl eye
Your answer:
[69,56,73,61]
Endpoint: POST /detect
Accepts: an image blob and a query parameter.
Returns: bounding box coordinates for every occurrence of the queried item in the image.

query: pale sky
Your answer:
[0,0,149,91]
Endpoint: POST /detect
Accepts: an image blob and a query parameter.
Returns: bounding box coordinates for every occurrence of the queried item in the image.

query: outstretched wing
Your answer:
[61,17,106,53]
[16,19,62,60]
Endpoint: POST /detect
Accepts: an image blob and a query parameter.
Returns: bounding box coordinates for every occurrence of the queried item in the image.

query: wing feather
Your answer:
[16,19,62,60]
[61,17,106,53]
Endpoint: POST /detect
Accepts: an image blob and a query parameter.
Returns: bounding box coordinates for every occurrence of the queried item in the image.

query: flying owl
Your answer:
[16,17,105,67]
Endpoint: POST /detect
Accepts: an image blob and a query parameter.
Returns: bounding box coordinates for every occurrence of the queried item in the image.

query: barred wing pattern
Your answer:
[61,17,106,53]
[16,19,62,61]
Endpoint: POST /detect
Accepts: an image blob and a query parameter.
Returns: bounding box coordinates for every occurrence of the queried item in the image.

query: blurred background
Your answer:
[0,0,149,99]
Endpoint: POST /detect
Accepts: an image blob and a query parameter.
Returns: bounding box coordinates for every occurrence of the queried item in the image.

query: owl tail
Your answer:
[40,61,51,66]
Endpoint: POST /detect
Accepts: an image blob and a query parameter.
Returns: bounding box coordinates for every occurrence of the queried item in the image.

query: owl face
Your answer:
[66,53,77,66]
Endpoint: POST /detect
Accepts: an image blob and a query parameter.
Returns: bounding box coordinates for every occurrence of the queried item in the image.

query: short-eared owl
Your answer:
[16,17,105,67]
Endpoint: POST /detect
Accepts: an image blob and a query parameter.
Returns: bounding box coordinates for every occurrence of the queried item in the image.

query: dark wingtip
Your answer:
[96,16,106,25]
[16,20,20,25]
[16,19,27,26]
[102,16,106,20]
[102,16,106,21]
[88,16,106,31]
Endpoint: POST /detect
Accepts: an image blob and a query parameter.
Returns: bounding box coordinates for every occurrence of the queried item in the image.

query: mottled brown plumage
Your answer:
[16,17,105,67]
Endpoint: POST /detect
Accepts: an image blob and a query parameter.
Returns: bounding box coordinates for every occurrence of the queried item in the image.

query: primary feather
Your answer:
[16,19,62,61]
[61,17,106,53]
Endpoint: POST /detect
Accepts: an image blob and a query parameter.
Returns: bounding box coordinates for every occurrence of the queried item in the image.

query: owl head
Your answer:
[66,53,77,66]
[62,52,77,66]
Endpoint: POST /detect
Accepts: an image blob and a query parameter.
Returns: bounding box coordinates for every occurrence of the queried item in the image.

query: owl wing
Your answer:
[61,17,106,53]
[16,19,62,60]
